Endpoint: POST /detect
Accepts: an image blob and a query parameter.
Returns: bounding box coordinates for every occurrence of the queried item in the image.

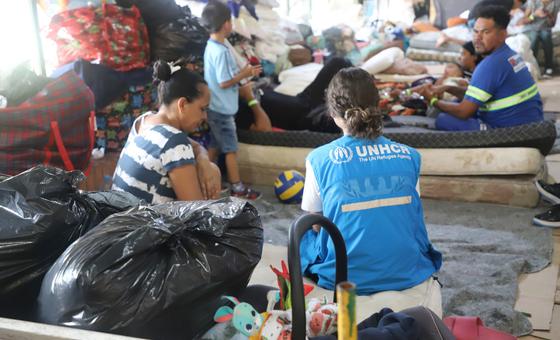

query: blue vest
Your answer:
[301,135,442,294]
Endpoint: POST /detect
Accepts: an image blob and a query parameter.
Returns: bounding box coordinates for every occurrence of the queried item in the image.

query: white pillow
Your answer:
[360,47,404,75]
[274,63,323,96]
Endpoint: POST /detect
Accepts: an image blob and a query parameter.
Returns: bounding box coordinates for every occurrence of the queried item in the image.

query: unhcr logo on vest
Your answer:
[329,146,353,164]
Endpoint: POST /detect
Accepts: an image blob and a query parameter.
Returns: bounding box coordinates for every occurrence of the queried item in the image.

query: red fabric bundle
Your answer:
[48,4,150,71]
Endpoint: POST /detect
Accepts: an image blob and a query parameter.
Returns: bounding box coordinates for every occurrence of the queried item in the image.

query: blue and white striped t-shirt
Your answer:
[112,112,196,204]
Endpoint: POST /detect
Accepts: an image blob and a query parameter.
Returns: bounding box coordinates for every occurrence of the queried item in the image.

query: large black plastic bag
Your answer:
[0,166,140,319]
[151,6,209,63]
[37,198,264,340]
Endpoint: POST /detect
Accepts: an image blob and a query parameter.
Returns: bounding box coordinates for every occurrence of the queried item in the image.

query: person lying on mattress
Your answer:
[299,67,443,315]
[389,62,467,104]
[111,60,222,204]
[427,41,483,101]
[236,57,397,133]
[235,57,354,132]
[426,5,543,131]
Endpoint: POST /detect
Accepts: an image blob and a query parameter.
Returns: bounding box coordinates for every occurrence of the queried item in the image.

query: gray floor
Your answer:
[250,185,549,246]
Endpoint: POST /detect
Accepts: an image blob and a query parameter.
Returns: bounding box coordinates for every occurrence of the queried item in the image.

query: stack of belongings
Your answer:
[0,166,264,340]
[47,0,209,154]
[117,0,209,69]
[225,0,291,75]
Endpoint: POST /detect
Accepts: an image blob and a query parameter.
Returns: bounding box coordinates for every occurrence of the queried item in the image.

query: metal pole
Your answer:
[30,0,46,76]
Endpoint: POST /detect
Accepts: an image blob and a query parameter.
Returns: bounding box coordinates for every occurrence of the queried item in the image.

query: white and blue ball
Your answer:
[274,170,305,204]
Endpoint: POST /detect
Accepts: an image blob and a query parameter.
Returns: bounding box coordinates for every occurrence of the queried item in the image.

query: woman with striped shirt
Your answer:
[112,60,221,203]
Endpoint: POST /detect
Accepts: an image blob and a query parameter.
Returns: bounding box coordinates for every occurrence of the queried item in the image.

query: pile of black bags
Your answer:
[0,165,263,340]
[0,166,141,319]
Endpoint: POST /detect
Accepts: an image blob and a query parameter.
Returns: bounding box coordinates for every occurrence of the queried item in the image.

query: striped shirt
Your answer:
[112,112,196,204]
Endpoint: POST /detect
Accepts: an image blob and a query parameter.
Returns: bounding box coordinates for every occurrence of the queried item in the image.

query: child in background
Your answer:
[201,1,262,199]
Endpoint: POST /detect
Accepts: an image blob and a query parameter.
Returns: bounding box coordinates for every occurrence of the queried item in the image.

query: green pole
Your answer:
[30,0,46,76]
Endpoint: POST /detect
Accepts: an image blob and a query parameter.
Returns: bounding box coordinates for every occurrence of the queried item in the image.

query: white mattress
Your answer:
[238,143,544,177]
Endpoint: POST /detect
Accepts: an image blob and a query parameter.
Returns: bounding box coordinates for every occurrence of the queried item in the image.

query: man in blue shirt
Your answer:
[429,5,544,131]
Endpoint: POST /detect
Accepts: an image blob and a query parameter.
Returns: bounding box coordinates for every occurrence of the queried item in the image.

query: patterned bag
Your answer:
[95,83,158,151]
[0,71,95,175]
[48,4,150,71]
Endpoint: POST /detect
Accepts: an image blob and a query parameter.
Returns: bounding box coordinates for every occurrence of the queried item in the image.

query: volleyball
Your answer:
[274,170,305,204]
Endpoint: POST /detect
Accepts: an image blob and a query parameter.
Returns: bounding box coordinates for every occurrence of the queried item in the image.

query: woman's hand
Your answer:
[196,159,222,199]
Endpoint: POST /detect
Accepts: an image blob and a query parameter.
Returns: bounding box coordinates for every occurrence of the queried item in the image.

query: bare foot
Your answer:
[436,33,449,48]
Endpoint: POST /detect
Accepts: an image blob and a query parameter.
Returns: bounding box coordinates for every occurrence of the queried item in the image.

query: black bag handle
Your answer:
[288,214,348,340]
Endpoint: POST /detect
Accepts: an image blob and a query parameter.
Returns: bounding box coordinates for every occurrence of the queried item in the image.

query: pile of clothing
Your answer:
[45,0,210,154]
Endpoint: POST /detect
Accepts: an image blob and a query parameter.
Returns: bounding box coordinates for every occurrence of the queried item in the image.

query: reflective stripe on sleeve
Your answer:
[479,84,539,112]
[465,85,492,102]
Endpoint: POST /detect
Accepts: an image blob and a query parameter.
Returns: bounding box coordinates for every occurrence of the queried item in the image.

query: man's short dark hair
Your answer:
[200,1,231,33]
[477,5,511,29]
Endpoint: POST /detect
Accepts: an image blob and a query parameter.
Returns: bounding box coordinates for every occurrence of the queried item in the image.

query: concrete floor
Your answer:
[254,185,547,247]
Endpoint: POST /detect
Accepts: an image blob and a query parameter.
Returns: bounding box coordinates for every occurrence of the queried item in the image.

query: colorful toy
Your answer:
[207,262,337,339]
[214,296,263,337]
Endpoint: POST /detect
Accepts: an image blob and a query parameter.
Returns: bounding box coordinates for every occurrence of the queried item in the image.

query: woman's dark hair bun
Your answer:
[153,60,172,82]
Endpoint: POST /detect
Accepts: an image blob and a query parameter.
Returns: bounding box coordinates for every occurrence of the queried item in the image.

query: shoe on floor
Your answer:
[231,186,262,200]
[543,68,554,79]
[535,180,560,204]
[533,205,560,227]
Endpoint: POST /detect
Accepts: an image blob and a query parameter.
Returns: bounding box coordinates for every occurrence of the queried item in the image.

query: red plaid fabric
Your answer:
[48,4,150,72]
[0,71,94,175]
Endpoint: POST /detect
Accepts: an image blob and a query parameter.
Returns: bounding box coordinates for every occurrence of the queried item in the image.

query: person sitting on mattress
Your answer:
[299,67,443,315]
[112,60,221,204]
[426,5,543,131]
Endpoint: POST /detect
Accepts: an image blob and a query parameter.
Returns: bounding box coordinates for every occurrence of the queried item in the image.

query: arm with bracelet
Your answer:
[239,82,272,132]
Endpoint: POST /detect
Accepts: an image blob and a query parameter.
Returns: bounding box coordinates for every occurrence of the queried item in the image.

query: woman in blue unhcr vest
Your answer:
[300,67,443,314]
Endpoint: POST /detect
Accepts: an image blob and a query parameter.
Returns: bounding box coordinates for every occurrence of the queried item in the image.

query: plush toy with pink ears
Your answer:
[214,296,264,337]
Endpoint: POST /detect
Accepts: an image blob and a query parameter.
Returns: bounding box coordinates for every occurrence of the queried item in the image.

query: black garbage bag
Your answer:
[0,166,141,319]
[115,0,184,31]
[151,6,209,63]
[82,190,143,221]
[37,198,264,340]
